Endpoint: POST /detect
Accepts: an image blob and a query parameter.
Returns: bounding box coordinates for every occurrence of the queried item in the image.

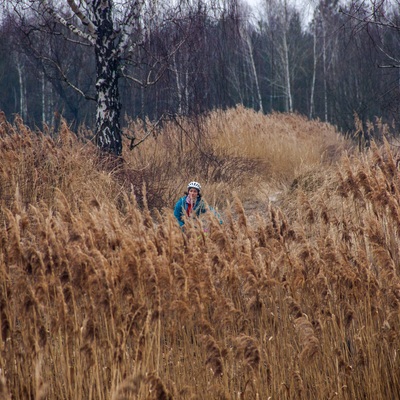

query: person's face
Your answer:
[188,188,199,200]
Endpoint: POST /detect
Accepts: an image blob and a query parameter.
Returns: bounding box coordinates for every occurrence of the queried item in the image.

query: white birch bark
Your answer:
[41,70,46,126]
[263,0,294,113]
[282,24,293,112]
[93,0,122,155]
[16,59,27,120]
[173,53,183,115]
[322,17,328,122]
[310,18,317,119]
[245,32,264,113]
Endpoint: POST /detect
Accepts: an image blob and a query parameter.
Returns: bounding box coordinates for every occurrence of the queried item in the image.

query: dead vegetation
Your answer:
[1,108,399,399]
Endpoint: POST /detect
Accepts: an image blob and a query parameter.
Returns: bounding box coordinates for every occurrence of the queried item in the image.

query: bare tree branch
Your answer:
[43,1,96,45]
[126,113,166,150]
[376,44,400,67]
[117,0,143,56]
[66,0,96,35]
[41,56,96,100]
[339,6,400,30]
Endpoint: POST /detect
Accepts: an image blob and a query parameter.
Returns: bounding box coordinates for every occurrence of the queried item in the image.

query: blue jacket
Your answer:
[173,196,207,227]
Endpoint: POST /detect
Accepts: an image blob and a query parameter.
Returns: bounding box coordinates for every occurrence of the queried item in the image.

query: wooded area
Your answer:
[0,0,399,153]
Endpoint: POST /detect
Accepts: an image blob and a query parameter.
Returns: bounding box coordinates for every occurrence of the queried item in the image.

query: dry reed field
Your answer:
[0,108,399,399]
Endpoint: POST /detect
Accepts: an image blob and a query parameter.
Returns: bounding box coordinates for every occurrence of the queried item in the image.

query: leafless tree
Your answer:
[2,0,190,156]
[261,0,304,112]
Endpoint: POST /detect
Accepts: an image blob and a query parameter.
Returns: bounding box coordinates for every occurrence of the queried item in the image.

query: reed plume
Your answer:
[200,334,224,377]
[2,111,400,399]
[233,334,260,371]
[145,373,174,400]
[294,316,320,363]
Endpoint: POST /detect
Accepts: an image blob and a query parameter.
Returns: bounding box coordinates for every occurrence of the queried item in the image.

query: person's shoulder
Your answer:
[176,196,186,204]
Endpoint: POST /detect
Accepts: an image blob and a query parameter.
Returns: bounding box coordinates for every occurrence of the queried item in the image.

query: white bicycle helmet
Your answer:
[187,181,201,192]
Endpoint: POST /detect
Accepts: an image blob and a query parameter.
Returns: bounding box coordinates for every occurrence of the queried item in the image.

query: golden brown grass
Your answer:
[1,109,399,399]
[121,105,350,206]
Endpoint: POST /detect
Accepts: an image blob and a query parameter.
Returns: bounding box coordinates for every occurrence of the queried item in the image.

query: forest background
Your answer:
[0,0,399,137]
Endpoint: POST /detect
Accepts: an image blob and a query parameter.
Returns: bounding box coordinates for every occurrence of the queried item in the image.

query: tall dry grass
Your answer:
[1,109,399,399]
[121,105,350,207]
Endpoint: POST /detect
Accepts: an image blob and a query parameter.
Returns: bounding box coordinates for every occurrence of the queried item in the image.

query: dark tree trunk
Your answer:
[94,1,122,156]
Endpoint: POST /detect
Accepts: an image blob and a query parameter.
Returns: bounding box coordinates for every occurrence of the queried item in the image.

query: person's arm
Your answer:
[197,199,223,224]
[173,198,185,227]
[208,205,223,224]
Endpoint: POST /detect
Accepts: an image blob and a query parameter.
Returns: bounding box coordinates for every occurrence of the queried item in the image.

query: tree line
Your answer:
[0,0,399,155]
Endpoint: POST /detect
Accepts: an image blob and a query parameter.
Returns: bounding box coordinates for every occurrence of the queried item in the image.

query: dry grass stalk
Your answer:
[0,373,11,400]
[2,112,400,399]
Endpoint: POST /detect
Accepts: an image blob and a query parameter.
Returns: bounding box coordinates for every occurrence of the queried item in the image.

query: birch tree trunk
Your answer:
[16,59,27,121]
[94,1,122,155]
[309,18,317,119]
[282,0,293,113]
[41,70,46,127]
[245,33,264,113]
[173,53,183,115]
[263,0,294,113]
[322,17,328,122]
[282,26,293,112]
